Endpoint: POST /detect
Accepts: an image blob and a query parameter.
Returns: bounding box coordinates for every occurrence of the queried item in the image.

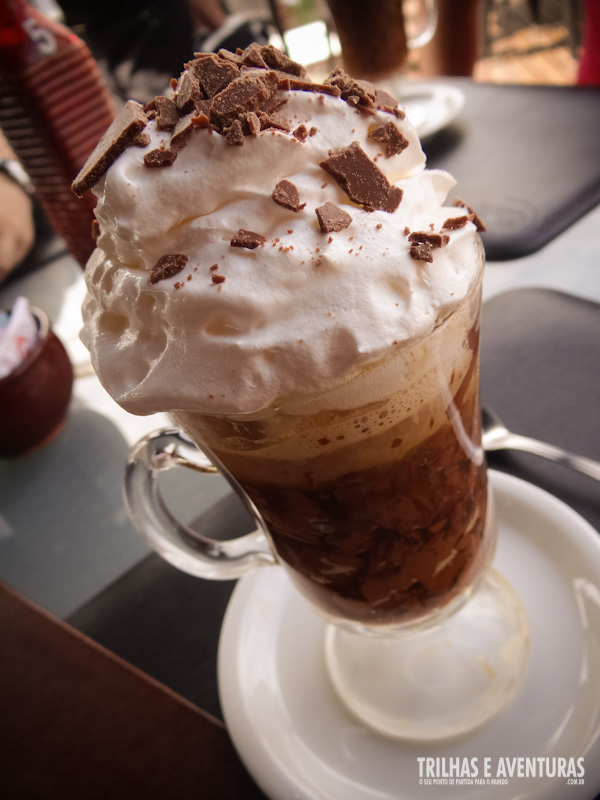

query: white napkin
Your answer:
[0,296,38,379]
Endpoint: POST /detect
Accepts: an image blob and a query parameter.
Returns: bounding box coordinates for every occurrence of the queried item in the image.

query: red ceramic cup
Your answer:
[0,306,73,457]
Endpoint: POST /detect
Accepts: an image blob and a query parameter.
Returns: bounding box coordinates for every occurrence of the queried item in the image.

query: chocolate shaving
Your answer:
[190,53,240,99]
[211,273,226,284]
[149,253,188,283]
[442,214,473,230]
[240,42,269,69]
[323,68,404,118]
[408,231,450,248]
[150,96,179,131]
[256,110,291,132]
[261,93,289,116]
[210,71,278,129]
[240,111,261,136]
[131,131,151,148]
[216,48,243,66]
[230,229,266,249]
[144,148,178,167]
[72,100,148,196]
[324,69,375,109]
[320,141,403,213]
[284,77,342,97]
[170,111,210,146]
[409,242,433,263]
[196,98,213,116]
[176,70,202,114]
[368,122,409,157]
[374,88,404,117]
[316,202,352,233]
[453,198,487,232]
[293,124,308,141]
[256,44,307,77]
[272,179,306,212]
[225,119,245,146]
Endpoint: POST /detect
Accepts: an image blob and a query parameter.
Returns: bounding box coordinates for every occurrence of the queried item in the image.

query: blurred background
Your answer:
[41,0,589,102]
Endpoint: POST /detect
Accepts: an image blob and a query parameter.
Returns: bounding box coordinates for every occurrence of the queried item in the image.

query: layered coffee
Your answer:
[172,266,489,626]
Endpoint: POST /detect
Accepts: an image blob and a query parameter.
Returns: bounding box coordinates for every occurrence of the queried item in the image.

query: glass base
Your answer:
[324,568,530,741]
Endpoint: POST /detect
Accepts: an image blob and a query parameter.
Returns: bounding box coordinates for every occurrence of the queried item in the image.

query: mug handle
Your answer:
[407,0,438,50]
[124,427,277,579]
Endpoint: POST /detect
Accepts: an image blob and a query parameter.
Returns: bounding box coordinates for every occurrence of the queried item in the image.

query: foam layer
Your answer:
[81,51,484,417]
[172,273,482,483]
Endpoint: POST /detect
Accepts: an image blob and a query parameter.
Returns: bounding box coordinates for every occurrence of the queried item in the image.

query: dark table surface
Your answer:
[424,80,600,261]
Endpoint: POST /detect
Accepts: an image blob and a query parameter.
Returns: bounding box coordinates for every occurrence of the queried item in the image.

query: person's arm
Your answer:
[0,131,35,283]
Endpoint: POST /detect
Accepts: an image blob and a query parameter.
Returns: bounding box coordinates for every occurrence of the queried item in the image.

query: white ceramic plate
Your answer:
[218,471,600,800]
[380,81,465,139]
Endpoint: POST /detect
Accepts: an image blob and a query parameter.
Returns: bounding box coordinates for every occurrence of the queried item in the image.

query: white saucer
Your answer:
[218,471,600,800]
[381,81,465,139]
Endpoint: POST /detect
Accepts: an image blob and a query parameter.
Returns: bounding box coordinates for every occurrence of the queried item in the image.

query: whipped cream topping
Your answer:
[81,56,482,416]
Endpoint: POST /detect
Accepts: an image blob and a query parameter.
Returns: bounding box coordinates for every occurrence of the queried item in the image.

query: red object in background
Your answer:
[0,0,115,267]
[0,306,73,457]
[578,0,600,85]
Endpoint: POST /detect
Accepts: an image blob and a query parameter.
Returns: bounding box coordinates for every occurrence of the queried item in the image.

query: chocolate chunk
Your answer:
[261,93,289,116]
[324,69,375,110]
[216,48,243,66]
[72,101,148,196]
[150,96,179,131]
[210,71,278,129]
[409,242,433,263]
[190,53,240,99]
[315,202,352,233]
[211,273,226,284]
[230,229,266,249]
[176,70,202,114]
[131,131,151,147]
[374,88,404,117]
[293,124,308,141]
[225,119,245,146]
[408,231,450,247]
[170,111,210,146]
[320,141,403,213]
[323,69,404,117]
[284,77,342,98]
[149,253,188,283]
[240,111,261,136]
[453,198,487,232]
[258,44,307,77]
[272,180,306,212]
[368,122,409,157]
[240,42,269,69]
[196,98,213,117]
[257,110,291,132]
[143,148,178,167]
[442,214,472,230]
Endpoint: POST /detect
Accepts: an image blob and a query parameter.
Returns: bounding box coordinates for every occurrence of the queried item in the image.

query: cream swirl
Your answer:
[81,57,482,416]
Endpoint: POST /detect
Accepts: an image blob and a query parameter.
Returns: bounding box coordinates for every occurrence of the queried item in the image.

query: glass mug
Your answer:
[125,247,530,739]
[325,0,438,80]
